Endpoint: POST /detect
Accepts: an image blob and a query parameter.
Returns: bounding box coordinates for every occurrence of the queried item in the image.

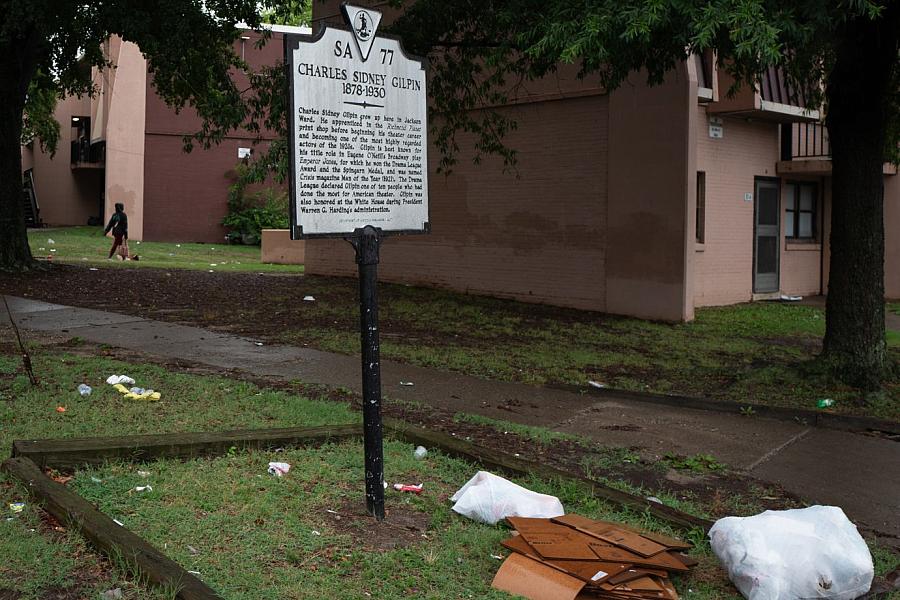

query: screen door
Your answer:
[753,178,780,293]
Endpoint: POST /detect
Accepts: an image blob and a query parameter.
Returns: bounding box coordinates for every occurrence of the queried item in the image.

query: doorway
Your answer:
[753,177,780,293]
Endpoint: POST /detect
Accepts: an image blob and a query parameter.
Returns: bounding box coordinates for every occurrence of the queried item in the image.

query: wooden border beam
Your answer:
[1,456,223,600]
[12,424,362,470]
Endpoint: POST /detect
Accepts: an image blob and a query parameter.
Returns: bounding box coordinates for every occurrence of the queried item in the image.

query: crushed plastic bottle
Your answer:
[77,384,92,397]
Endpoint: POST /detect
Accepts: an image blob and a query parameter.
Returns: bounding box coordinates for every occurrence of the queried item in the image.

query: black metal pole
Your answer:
[350,225,385,520]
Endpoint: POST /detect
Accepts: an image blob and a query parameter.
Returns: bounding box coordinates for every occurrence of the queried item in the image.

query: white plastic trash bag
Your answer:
[709,505,873,600]
[450,471,564,525]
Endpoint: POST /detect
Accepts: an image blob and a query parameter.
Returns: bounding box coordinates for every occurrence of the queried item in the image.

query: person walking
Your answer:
[103,202,129,259]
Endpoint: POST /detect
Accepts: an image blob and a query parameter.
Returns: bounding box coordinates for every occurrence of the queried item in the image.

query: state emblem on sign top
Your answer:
[341,3,383,62]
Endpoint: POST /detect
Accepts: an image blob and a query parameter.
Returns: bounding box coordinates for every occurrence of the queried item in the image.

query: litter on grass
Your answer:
[393,483,424,494]
[112,383,160,400]
[710,505,873,600]
[268,462,291,477]
[106,375,136,385]
[451,471,564,525]
[588,380,605,389]
[817,398,835,409]
[492,514,694,600]
[137,470,150,478]
[779,294,802,302]
[77,384,92,396]
[56,406,66,413]
[400,381,415,386]
[413,446,428,460]
[303,295,315,302]
[134,486,153,493]
[9,502,25,513]
[47,239,54,245]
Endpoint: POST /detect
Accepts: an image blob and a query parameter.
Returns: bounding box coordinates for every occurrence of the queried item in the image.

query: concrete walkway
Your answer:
[3,295,898,539]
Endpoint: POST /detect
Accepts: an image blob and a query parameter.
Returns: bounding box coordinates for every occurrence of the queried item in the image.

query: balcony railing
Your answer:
[71,139,106,167]
[781,122,830,161]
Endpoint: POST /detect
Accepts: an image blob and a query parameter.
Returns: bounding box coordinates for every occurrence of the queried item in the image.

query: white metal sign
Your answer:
[286,6,429,238]
[708,116,724,139]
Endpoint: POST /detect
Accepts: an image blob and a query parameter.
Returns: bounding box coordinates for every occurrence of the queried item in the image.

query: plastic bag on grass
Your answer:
[450,471,564,525]
[709,505,873,600]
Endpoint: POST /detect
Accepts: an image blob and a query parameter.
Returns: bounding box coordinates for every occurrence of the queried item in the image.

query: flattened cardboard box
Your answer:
[493,515,693,600]
[552,514,668,557]
[492,553,587,600]
[501,534,631,584]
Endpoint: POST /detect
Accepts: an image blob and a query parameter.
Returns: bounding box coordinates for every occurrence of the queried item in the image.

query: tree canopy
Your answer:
[387,0,899,171]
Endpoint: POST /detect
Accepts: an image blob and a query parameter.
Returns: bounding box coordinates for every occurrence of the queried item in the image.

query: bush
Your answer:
[222,185,289,245]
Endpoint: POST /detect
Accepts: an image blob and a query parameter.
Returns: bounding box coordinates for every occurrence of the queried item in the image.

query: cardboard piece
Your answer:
[588,542,690,572]
[492,552,586,600]
[496,514,697,599]
[509,517,600,561]
[552,514,670,556]
[502,535,632,584]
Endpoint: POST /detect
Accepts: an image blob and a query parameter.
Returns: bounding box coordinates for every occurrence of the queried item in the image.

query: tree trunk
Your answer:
[823,5,900,389]
[0,28,41,272]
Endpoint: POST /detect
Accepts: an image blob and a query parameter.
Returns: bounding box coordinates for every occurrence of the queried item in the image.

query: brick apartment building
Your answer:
[21,7,900,321]
[300,2,900,321]
[21,24,307,243]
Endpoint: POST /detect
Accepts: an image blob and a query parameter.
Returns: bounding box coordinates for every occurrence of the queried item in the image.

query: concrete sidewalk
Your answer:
[3,295,898,539]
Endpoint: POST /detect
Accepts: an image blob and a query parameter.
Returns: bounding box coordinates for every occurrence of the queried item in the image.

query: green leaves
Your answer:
[384,0,898,169]
[21,70,59,155]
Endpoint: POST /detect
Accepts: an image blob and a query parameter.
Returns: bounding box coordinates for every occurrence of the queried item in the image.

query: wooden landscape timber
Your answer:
[11,423,363,470]
[1,456,224,600]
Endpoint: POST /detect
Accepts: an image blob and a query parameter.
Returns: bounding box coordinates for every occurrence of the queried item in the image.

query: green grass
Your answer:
[28,226,303,274]
[1,346,897,599]
[452,413,580,447]
[66,442,745,600]
[282,287,900,419]
[0,350,354,599]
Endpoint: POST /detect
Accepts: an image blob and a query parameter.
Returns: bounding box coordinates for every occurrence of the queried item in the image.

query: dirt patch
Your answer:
[0,590,22,600]
[324,499,429,552]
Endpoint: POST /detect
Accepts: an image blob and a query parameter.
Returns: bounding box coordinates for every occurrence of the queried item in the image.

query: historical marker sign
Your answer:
[285,6,429,521]
[286,7,429,239]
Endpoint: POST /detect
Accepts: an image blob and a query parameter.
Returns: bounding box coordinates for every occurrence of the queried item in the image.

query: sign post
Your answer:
[286,4,429,521]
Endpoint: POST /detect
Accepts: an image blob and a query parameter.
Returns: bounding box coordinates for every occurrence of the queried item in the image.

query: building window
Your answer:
[696,171,706,243]
[785,182,817,240]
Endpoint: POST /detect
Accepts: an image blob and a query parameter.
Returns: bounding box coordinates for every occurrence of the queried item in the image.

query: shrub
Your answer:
[222,164,289,244]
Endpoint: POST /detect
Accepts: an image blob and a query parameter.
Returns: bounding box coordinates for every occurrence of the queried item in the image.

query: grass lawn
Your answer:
[27,226,303,274]
[285,285,900,420]
[1,338,898,599]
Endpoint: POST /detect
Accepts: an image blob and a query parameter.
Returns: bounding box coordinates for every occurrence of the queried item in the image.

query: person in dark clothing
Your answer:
[103,203,128,259]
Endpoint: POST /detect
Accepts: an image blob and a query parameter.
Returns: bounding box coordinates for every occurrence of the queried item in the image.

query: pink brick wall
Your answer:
[694,109,778,305]
[304,95,609,311]
[693,107,825,305]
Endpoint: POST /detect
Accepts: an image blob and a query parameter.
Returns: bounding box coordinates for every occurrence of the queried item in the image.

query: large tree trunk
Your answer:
[823,6,900,390]
[0,28,40,272]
